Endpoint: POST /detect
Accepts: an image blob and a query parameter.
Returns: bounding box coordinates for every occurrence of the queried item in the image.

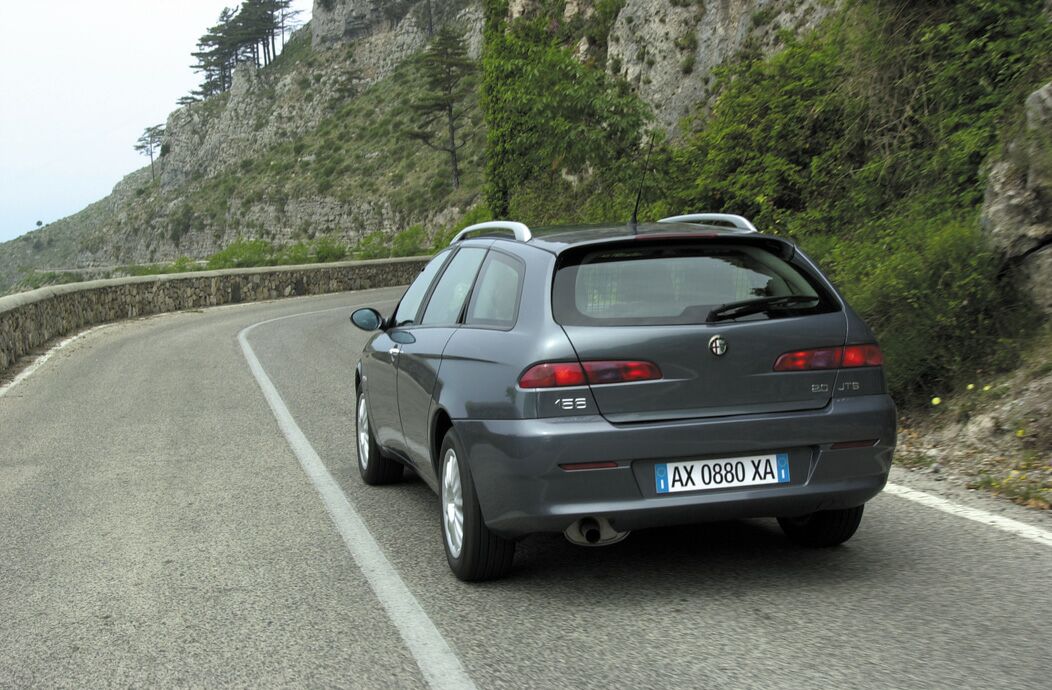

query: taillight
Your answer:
[518,362,587,388]
[773,347,841,371]
[842,344,883,367]
[518,360,662,388]
[582,360,662,384]
[773,344,883,371]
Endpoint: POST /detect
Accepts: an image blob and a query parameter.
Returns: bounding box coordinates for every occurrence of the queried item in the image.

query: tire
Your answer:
[439,428,515,581]
[355,391,402,485]
[778,505,865,547]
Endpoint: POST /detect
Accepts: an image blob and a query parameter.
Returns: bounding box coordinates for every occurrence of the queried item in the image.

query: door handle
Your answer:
[388,346,401,357]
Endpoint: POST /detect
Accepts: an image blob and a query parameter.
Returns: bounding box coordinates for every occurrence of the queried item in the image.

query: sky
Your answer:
[0,0,314,244]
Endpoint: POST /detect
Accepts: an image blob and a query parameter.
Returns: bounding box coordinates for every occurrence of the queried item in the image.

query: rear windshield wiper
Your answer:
[706,295,820,323]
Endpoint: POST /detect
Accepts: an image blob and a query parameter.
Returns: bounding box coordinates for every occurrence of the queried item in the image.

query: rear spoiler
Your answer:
[623,232,798,262]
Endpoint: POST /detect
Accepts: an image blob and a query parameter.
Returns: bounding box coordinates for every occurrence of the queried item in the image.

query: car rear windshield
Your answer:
[553,242,837,326]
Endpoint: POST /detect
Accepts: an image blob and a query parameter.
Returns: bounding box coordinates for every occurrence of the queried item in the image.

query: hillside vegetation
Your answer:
[480,0,1051,403]
[109,29,484,253]
[186,54,484,233]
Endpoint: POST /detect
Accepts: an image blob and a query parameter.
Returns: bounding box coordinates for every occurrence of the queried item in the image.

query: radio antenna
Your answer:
[630,137,656,232]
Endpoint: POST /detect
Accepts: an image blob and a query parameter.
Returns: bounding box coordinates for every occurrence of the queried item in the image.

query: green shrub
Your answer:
[355,231,390,260]
[280,241,313,265]
[206,239,274,269]
[825,211,1031,397]
[481,13,648,216]
[313,236,349,262]
[169,256,199,273]
[391,225,427,257]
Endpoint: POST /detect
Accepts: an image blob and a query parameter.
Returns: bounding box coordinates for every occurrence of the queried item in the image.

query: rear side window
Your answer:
[421,247,487,326]
[466,251,525,329]
[394,250,450,326]
[553,243,835,326]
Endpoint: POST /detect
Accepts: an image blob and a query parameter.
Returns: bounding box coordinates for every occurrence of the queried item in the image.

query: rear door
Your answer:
[552,239,847,423]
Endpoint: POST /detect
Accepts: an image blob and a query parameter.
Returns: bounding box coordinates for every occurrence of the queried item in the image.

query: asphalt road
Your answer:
[2,290,1051,689]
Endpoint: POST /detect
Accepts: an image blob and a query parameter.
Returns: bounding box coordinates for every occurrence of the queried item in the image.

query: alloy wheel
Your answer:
[442,448,465,559]
[357,398,370,470]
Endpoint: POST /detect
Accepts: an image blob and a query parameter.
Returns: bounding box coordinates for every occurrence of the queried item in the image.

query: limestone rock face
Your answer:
[312,0,482,79]
[160,56,354,192]
[607,0,840,133]
[311,0,394,47]
[156,1,483,219]
[982,81,1052,314]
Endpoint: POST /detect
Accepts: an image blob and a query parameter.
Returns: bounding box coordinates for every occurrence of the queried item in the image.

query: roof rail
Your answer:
[450,221,533,245]
[657,213,759,234]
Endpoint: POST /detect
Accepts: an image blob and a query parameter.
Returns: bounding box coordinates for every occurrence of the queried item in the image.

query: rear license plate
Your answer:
[655,453,790,494]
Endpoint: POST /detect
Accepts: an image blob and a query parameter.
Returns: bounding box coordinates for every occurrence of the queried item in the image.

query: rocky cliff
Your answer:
[608,0,840,131]
[982,81,1052,315]
[163,1,485,195]
[312,0,483,73]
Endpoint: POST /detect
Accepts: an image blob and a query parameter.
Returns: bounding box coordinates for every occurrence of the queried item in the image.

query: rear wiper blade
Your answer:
[706,295,820,323]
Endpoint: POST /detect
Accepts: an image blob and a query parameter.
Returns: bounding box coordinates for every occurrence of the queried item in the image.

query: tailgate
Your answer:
[552,239,847,423]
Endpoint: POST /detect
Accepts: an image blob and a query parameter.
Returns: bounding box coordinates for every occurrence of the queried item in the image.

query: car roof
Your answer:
[456,222,772,255]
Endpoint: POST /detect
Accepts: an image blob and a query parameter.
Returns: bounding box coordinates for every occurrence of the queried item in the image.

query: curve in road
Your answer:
[2,290,1051,689]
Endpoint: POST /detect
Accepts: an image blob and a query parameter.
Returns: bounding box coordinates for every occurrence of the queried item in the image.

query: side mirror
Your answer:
[350,308,384,331]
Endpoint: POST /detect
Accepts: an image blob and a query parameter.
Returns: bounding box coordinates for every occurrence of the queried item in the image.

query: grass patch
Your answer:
[969,452,1052,510]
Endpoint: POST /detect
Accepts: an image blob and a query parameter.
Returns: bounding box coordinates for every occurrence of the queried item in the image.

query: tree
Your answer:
[187,1,295,102]
[408,27,476,190]
[190,7,239,98]
[134,125,166,180]
[278,1,302,47]
[35,220,42,228]
[480,22,646,216]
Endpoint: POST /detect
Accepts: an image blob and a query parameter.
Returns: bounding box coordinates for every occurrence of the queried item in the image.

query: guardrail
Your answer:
[0,257,428,376]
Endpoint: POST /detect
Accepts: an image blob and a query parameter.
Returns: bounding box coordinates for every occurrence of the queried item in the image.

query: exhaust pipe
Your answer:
[564,516,630,547]
[579,517,602,544]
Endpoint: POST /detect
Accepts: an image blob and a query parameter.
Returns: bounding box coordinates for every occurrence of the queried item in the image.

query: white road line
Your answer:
[0,325,107,399]
[885,483,1052,549]
[239,308,477,690]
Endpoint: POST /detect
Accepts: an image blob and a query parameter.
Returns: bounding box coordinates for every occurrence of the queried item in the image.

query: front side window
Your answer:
[466,252,525,329]
[394,250,451,326]
[421,247,487,326]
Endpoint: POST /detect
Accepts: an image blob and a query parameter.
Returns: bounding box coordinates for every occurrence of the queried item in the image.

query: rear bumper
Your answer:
[455,395,896,538]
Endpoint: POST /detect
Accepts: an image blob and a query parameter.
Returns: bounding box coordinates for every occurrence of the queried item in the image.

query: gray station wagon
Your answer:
[350,214,896,580]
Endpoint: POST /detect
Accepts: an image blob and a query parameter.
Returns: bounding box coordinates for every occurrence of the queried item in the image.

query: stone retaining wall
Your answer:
[0,257,427,375]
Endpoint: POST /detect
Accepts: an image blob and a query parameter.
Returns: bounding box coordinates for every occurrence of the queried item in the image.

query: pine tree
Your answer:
[408,27,476,190]
[186,1,295,101]
[134,125,166,180]
[278,1,302,47]
[190,7,239,98]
